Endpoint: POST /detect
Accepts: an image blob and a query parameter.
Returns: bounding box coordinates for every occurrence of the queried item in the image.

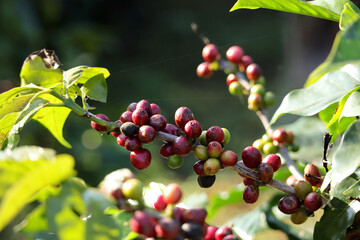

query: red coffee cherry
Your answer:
[242,146,262,169]
[130,148,152,170]
[206,126,225,144]
[248,93,263,111]
[130,211,156,237]
[127,102,137,112]
[215,226,233,240]
[132,108,149,126]
[304,163,322,187]
[182,208,207,225]
[172,136,192,156]
[207,141,223,158]
[246,63,262,81]
[116,133,128,147]
[204,225,218,240]
[219,150,238,166]
[120,111,133,123]
[153,194,167,211]
[193,160,207,176]
[175,107,195,129]
[149,114,167,131]
[243,177,254,186]
[202,44,219,62]
[226,46,244,64]
[125,137,142,151]
[136,99,151,114]
[226,73,238,86]
[304,192,322,212]
[239,55,253,72]
[160,142,175,158]
[163,183,182,204]
[263,154,281,172]
[155,217,180,239]
[138,125,156,143]
[150,103,161,115]
[184,120,203,138]
[91,113,109,131]
[163,123,180,136]
[243,184,259,204]
[111,131,121,138]
[197,175,216,188]
[272,128,288,144]
[197,62,213,78]
[258,163,274,183]
[278,195,301,214]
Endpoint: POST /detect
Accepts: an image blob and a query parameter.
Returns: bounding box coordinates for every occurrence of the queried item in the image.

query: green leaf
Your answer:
[326,86,360,128]
[331,120,360,188]
[271,64,360,124]
[0,149,75,231]
[341,90,360,118]
[206,185,244,219]
[319,103,356,141]
[340,3,360,30]
[63,66,110,88]
[20,56,63,88]
[104,207,133,239]
[33,94,72,148]
[306,15,360,86]
[230,0,345,22]
[81,74,108,103]
[0,86,43,107]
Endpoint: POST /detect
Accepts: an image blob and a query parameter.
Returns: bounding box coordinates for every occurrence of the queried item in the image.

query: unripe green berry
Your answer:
[198,131,207,146]
[262,134,272,143]
[166,155,184,169]
[122,178,143,201]
[263,142,278,154]
[194,145,209,161]
[248,93,263,111]
[252,139,265,153]
[228,81,243,96]
[222,128,231,145]
[263,91,275,106]
[294,180,313,200]
[203,158,221,175]
[290,208,308,224]
[250,84,266,96]
[288,143,300,152]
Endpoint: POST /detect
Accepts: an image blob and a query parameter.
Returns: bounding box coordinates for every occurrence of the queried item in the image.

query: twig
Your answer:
[191,23,210,45]
[323,133,332,172]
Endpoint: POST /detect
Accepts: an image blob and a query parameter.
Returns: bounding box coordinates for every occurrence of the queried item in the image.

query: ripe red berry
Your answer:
[206,126,225,144]
[163,123,180,135]
[173,136,192,156]
[197,62,213,78]
[138,125,156,143]
[130,211,156,237]
[153,194,168,211]
[155,218,180,239]
[127,102,137,112]
[182,208,207,225]
[278,195,301,214]
[263,154,281,172]
[120,111,133,123]
[125,137,142,151]
[246,63,262,81]
[175,107,195,129]
[226,46,244,64]
[239,55,253,72]
[116,133,128,147]
[148,114,167,131]
[272,128,288,144]
[193,160,207,176]
[132,108,149,126]
[215,226,233,240]
[160,142,175,158]
[184,120,202,138]
[243,177,254,186]
[207,141,223,158]
[258,163,274,183]
[130,148,152,170]
[220,150,238,166]
[204,225,218,240]
[136,99,151,114]
[202,44,219,62]
[150,103,161,115]
[226,73,238,86]
[91,113,109,131]
[304,192,322,211]
[304,163,322,187]
[111,131,121,138]
[163,183,182,204]
[242,146,262,169]
[243,184,259,204]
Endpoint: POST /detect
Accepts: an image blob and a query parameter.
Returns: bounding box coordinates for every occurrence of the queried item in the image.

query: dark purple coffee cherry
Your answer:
[149,114,167,131]
[258,162,274,184]
[163,123,181,136]
[138,125,156,143]
[150,103,161,115]
[155,217,180,239]
[160,142,174,158]
[193,161,207,176]
[120,122,139,137]
[172,136,192,156]
[278,195,301,214]
[120,111,133,123]
[243,185,259,204]
[197,175,216,188]
[127,102,137,112]
[181,222,204,239]
[125,137,142,151]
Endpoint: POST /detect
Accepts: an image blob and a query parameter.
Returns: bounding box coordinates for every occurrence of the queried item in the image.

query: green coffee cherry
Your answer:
[194,145,209,161]
[290,207,308,224]
[294,180,313,200]
[198,131,207,146]
[252,139,265,153]
[166,155,184,169]
[122,178,143,201]
[250,84,266,96]
[228,81,243,96]
[263,91,275,106]
[263,142,278,154]
[222,128,231,145]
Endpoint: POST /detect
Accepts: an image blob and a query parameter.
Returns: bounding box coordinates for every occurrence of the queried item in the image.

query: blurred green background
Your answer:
[0,0,338,196]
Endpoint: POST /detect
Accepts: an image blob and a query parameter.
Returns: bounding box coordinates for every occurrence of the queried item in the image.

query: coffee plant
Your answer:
[1,1,360,239]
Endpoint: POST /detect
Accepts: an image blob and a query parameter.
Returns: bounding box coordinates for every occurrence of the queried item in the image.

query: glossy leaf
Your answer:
[306,15,360,86]
[331,120,360,187]
[104,207,134,239]
[319,103,356,141]
[339,3,360,30]
[81,74,108,103]
[231,0,346,22]
[63,66,110,88]
[20,56,63,88]
[33,94,72,148]
[0,149,75,231]
[271,64,360,124]
[341,90,360,118]
[0,86,43,107]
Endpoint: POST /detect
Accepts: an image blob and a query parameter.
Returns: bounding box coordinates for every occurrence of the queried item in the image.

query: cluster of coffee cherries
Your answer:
[252,128,299,155]
[196,43,275,111]
[100,169,239,239]
[282,163,323,225]
[239,145,281,204]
